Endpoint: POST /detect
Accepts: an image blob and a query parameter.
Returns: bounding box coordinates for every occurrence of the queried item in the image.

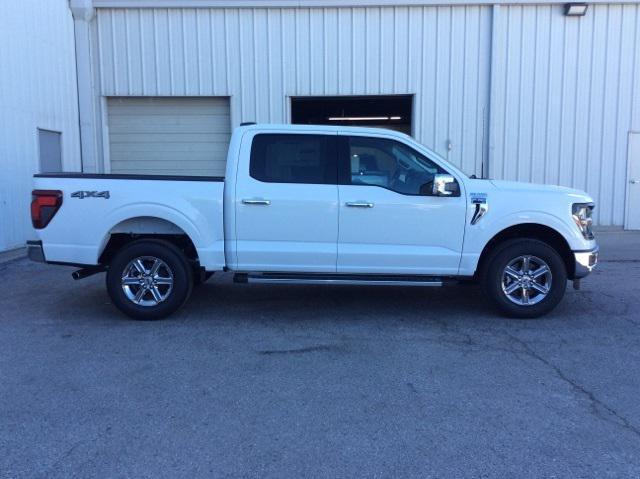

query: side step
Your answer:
[234,272,443,287]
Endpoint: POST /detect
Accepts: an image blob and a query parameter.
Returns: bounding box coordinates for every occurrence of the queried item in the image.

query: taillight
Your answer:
[31,190,63,229]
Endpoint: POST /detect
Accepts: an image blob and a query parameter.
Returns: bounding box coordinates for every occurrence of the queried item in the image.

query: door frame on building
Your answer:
[103,96,232,176]
[289,94,415,137]
[625,131,640,230]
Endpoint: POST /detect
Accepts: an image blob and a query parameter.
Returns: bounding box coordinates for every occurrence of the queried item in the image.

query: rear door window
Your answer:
[250,134,337,184]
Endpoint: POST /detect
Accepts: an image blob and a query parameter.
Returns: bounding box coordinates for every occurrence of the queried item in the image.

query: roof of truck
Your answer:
[235,122,412,139]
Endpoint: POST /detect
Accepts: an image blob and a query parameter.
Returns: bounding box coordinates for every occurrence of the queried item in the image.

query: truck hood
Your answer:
[489,179,594,203]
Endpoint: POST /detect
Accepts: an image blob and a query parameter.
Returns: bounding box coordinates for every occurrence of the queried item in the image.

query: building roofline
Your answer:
[91,0,639,8]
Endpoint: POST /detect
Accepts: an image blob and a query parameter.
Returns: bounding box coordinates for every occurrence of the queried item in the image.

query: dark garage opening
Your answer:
[291,95,413,135]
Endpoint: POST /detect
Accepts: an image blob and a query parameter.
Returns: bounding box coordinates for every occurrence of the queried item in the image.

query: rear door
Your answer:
[336,133,467,275]
[234,131,339,272]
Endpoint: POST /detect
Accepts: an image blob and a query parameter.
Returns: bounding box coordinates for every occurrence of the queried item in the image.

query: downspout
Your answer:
[69,0,98,173]
[486,4,505,180]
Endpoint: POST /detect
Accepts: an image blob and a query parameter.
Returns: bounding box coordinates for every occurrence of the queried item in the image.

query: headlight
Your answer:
[572,203,595,239]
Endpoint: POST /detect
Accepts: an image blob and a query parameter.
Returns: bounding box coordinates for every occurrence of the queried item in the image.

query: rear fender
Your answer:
[97,203,224,270]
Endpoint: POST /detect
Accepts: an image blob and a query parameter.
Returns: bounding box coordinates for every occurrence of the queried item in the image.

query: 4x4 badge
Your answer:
[71,190,110,199]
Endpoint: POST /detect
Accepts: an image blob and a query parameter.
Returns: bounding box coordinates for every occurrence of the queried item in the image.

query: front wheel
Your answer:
[106,239,194,320]
[482,239,567,319]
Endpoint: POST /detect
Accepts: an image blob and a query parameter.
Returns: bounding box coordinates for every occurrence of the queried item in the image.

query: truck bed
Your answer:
[32,173,226,270]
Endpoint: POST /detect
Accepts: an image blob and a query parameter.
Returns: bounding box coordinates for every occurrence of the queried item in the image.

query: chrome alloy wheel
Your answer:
[121,256,174,306]
[501,255,552,306]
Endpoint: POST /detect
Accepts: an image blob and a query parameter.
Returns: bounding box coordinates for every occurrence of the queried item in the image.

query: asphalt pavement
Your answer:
[1,232,639,478]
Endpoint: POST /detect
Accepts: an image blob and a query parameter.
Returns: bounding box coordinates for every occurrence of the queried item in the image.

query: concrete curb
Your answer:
[0,248,26,265]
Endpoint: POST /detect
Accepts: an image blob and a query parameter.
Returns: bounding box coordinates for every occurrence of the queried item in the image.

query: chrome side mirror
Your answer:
[432,174,459,196]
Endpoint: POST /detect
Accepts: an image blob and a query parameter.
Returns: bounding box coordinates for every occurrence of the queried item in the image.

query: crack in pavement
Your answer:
[506,333,640,441]
[38,439,84,478]
[257,344,342,355]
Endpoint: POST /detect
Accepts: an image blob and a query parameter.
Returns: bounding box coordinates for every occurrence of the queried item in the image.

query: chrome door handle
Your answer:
[242,198,271,205]
[630,179,640,184]
[345,201,374,208]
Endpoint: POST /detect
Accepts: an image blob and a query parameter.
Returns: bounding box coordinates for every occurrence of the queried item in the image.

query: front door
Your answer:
[336,134,467,275]
[626,132,640,230]
[234,132,339,272]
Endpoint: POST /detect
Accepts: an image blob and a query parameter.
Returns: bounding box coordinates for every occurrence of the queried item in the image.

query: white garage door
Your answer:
[107,97,230,176]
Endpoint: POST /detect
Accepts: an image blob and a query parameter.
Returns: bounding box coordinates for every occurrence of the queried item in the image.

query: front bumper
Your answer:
[26,240,45,263]
[573,246,598,279]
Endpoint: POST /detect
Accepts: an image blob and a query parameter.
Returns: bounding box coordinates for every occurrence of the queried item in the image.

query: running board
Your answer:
[235,273,444,287]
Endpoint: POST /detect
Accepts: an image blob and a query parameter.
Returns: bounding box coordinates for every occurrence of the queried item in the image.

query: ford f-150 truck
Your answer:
[27,124,598,320]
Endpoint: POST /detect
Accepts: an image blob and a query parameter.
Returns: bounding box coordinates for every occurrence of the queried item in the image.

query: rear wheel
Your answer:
[106,239,193,320]
[482,239,567,318]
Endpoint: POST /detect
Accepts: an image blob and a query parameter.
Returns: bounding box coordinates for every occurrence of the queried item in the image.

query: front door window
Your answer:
[347,136,446,195]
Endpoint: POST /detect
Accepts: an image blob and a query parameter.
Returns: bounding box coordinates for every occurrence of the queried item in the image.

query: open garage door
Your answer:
[107,97,231,176]
[291,95,412,135]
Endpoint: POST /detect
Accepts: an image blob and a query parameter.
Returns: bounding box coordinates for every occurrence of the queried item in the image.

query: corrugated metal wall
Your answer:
[95,6,492,178]
[0,0,81,251]
[92,4,639,225]
[490,4,639,226]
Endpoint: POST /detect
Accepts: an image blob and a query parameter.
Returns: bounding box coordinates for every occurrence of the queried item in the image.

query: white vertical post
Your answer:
[486,4,506,179]
[70,0,101,173]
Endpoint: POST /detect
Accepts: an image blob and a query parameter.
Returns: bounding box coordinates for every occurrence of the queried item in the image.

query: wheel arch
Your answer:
[476,223,575,279]
[98,216,200,266]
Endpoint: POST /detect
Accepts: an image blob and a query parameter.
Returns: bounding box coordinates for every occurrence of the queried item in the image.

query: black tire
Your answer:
[482,239,567,319]
[106,239,193,320]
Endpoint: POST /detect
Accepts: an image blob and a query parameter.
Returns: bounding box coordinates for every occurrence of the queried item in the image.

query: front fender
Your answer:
[484,210,585,248]
[459,210,592,276]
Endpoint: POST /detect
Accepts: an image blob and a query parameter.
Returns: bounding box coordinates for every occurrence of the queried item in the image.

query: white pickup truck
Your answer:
[28,124,598,320]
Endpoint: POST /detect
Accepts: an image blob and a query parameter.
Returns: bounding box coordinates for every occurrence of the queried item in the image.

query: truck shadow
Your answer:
[183,275,500,327]
[2,260,604,333]
[177,270,589,329]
